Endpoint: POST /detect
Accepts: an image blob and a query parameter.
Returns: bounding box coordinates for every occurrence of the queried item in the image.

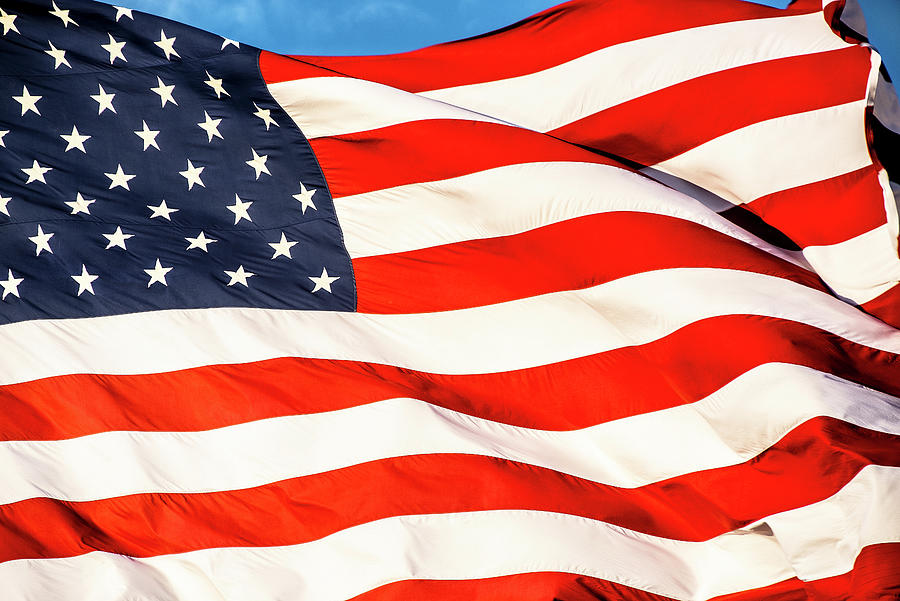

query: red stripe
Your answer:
[744,165,887,247]
[2,418,896,562]
[310,120,624,198]
[2,316,897,441]
[549,48,870,167]
[717,543,900,601]
[353,212,826,314]
[862,284,900,329]
[347,542,900,601]
[260,0,821,91]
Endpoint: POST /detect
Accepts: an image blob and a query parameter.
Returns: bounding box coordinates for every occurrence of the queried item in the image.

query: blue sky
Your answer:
[122,0,899,78]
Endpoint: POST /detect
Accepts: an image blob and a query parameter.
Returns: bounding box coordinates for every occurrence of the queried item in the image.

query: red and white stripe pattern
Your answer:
[265,0,900,323]
[4,0,900,600]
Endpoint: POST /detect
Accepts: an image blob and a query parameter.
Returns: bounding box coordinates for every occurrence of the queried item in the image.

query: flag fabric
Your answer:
[0,0,898,600]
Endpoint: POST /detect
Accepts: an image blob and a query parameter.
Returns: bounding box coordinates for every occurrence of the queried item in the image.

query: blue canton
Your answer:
[0,0,355,325]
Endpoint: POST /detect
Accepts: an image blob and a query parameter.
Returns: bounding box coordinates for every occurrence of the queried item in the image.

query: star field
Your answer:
[0,0,354,325]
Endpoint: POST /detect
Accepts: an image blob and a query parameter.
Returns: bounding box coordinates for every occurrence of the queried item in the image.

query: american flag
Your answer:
[1,0,899,599]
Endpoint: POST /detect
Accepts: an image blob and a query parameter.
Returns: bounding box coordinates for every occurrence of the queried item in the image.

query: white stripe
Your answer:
[874,70,900,136]
[335,161,805,266]
[269,76,506,139]
[2,269,899,385]
[838,0,868,39]
[638,165,738,213]
[416,13,847,133]
[653,101,872,204]
[763,465,900,581]
[268,14,846,140]
[879,165,900,287]
[1,363,897,505]
[4,466,898,601]
[803,223,900,303]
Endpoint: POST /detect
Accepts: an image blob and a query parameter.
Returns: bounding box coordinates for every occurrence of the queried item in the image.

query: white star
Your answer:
[252,102,278,130]
[226,194,253,224]
[144,258,173,287]
[49,1,78,27]
[60,124,90,152]
[150,76,177,107]
[245,148,270,179]
[0,130,7,147]
[101,32,126,64]
[221,37,239,50]
[103,226,133,250]
[0,194,10,216]
[91,84,116,114]
[134,120,160,150]
[65,192,95,215]
[197,111,223,142]
[13,86,41,116]
[154,29,179,60]
[28,225,54,256]
[148,200,178,220]
[0,8,19,35]
[185,231,217,252]
[309,267,339,293]
[71,264,98,296]
[269,232,299,259]
[105,164,135,190]
[179,159,205,190]
[45,41,71,69]
[224,265,254,287]
[204,71,229,98]
[293,182,318,214]
[21,160,52,184]
[0,269,23,300]
[113,6,133,21]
